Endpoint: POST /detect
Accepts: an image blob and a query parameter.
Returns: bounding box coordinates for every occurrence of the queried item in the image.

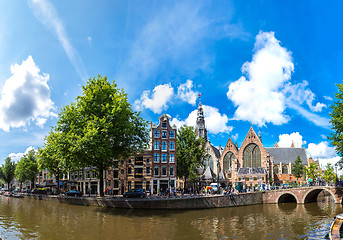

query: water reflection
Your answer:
[0,196,340,240]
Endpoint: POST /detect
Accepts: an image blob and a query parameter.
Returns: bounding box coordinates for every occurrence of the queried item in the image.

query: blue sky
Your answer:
[0,0,341,169]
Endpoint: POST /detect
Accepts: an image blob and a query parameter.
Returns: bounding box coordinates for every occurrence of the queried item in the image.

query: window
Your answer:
[273,165,279,175]
[128,159,131,164]
[162,154,167,163]
[223,152,235,172]
[169,154,175,163]
[169,167,174,176]
[154,166,159,176]
[282,165,288,174]
[162,166,167,176]
[146,158,150,163]
[162,131,167,138]
[170,131,175,138]
[154,130,159,137]
[128,181,131,191]
[162,122,167,128]
[243,143,261,168]
[108,181,111,187]
[170,142,175,150]
[113,170,118,178]
[162,141,167,150]
[146,181,150,190]
[146,167,150,174]
[154,154,159,163]
[154,141,159,150]
[128,168,132,174]
[120,169,124,174]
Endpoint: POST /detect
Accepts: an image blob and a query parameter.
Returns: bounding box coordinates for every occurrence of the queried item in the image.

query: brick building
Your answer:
[219,126,308,188]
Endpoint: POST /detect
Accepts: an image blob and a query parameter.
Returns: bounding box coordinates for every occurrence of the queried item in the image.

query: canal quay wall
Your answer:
[23,192,263,210]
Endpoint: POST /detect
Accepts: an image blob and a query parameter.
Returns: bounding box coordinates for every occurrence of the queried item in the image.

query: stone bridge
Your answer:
[263,186,343,204]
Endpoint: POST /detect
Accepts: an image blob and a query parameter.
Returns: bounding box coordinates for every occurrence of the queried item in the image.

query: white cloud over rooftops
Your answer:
[277,132,306,148]
[177,80,199,105]
[134,83,174,114]
[227,31,328,128]
[134,80,200,113]
[0,56,56,132]
[8,146,36,162]
[170,105,232,134]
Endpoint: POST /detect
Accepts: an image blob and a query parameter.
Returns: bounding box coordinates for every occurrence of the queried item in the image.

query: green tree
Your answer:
[177,125,207,188]
[292,155,305,180]
[323,163,336,185]
[306,162,320,184]
[56,75,149,196]
[1,157,16,189]
[329,83,343,169]
[38,130,73,192]
[15,150,39,190]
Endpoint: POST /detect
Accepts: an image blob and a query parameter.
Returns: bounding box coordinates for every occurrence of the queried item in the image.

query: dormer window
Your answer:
[162,122,167,128]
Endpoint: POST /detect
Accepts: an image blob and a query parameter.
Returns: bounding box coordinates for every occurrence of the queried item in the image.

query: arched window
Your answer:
[243,143,261,168]
[282,165,288,174]
[204,155,214,171]
[223,152,235,172]
[208,156,214,170]
[273,165,279,175]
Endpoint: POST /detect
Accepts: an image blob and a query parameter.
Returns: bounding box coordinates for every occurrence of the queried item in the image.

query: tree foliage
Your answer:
[1,157,16,189]
[54,75,149,196]
[15,150,39,188]
[306,162,320,182]
[323,163,336,184]
[177,125,207,187]
[329,83,343,169]
[292,155,305,179]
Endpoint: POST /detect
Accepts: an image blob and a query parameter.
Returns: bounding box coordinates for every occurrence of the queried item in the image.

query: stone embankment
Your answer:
[23,192,263,210]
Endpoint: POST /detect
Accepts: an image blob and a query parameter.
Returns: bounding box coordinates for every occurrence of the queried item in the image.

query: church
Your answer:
[195,96,308,188]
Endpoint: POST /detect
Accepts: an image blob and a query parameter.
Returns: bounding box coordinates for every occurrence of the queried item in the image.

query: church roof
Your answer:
[210,143,221,159]
[265,147,307,164]
[200,166,216,180]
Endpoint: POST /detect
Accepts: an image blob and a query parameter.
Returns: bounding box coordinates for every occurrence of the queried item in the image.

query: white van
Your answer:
[210,183,219,193]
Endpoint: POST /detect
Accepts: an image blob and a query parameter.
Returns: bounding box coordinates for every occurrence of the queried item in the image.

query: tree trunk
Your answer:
[99,168,104,197]
[56,171,60,193]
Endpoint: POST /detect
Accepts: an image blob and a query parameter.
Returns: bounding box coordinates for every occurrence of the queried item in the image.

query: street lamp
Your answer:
[217,159,220,194]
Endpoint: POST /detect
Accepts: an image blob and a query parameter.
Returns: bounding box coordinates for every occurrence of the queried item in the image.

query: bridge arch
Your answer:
[277,192,299,203]
[302,187,337,204]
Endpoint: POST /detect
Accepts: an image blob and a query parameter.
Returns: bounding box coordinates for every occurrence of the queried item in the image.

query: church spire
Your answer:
[196,94,207,141]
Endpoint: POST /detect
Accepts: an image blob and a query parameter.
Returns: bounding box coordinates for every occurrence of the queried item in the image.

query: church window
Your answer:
[273,165,279,174]
[223,152,235,172]
[243,144,261,168]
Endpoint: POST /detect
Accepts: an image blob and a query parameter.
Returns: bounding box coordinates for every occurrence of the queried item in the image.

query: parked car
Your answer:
[123,189,146,198]
[65,190,82,197]
[31,188,47,195]
[22,189,31,193]
[210,183,219,193]
[4,191,12,197]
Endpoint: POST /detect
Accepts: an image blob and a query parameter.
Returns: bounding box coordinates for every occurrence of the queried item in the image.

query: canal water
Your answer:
[0,195,340,240]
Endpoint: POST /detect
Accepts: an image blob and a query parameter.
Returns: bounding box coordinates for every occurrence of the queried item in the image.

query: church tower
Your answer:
[196,94,207,141]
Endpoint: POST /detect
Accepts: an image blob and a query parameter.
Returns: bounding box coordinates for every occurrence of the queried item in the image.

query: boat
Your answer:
[329,214,343,240]
[11,193,23,198]
[3,192,11,197]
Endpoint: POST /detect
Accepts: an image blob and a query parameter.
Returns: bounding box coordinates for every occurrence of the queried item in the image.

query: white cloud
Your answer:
[231,133,239,141]
[8,146,36,162]
[29,0,87,80]
[227,31,329,128]
[284,81,326,112]
[227,31,293,126]
[306,141,336,159]
[170,105,232,134]
[87,36,92,45]
[0,56,56,131]
[177,80,199,105]
[324,96,333,101]
[278,132,306,148]
[134,83,174,114]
